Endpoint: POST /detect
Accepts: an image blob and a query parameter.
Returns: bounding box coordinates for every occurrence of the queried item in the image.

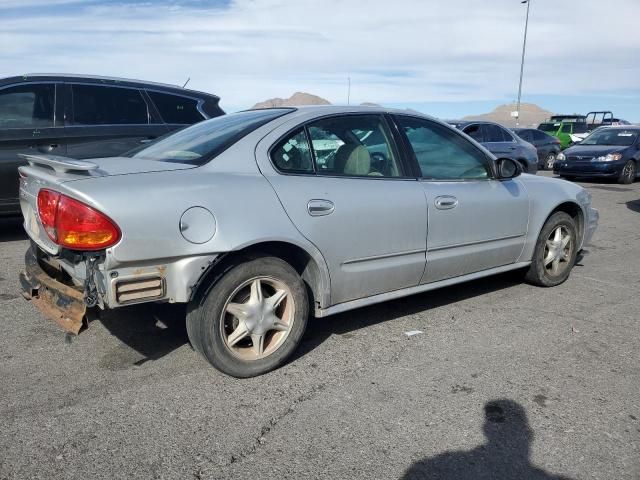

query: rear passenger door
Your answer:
[64,83,168,159]
[0,82,66,215]
[260,114,428,306]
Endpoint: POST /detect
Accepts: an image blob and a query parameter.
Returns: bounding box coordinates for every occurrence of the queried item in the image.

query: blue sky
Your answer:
[1,0,639,122]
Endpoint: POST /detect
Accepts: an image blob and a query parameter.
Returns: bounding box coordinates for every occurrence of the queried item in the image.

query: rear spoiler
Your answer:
[18,154,98,174]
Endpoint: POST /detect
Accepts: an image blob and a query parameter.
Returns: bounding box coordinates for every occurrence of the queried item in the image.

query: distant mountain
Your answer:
[463,103,554,127]
[251,92,331,109]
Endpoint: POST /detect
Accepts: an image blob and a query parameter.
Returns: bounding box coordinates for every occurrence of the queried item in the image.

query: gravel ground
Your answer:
[0,172,638,480]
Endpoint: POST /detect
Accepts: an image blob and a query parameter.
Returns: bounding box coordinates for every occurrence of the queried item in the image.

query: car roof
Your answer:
[0,73,220,100]
[594,125,640,131]
[248,104,446,121]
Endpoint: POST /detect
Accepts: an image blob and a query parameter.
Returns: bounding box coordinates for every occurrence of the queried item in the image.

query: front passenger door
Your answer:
[394,116,529,284]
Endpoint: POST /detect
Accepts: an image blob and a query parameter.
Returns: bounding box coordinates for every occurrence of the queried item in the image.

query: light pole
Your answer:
[515,0,531,126]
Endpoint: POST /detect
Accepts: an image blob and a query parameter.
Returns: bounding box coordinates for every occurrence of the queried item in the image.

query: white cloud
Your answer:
[1,0,638,111]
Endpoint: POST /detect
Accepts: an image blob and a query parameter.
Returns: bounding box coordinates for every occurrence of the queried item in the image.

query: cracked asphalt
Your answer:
[0,172,638,479]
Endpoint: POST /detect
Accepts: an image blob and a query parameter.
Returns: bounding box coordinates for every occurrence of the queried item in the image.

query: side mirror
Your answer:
[495,158,522,179]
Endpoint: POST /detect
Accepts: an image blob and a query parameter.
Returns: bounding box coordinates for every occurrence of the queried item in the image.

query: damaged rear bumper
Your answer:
[19,247,88,335]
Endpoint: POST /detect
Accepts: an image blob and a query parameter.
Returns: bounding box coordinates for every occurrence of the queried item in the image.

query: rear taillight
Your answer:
[37,189,121,250]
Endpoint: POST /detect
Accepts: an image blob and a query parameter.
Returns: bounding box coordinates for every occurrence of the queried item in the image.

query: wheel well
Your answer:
[549,202,584,246]
[191,241,324,311]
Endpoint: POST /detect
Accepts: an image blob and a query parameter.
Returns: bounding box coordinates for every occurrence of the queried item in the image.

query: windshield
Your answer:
[581,129,638,146]
[538,123,558,132]
[129,109,293,164]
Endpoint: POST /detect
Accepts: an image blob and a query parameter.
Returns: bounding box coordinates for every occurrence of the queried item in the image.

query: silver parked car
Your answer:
[18,106,598,377]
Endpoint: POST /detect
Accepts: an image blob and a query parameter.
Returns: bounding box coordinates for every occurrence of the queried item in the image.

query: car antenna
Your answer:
[182,77,190,88]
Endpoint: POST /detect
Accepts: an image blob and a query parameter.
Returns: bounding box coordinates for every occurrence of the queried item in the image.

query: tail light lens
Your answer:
[37,189,121,250]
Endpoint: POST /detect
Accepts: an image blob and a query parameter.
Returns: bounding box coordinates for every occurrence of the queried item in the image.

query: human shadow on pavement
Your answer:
[401,399,575,480]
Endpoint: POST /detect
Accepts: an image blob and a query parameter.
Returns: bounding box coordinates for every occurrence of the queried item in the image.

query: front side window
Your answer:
[130,108,291,164]
[0,83,54,128]
[560,123,573,133]
[71,84,148,125]
[307,115,402,177]
[271,128,314,173]
[147,91,204,124]
[396,116,491,180]
[463,124,484,142]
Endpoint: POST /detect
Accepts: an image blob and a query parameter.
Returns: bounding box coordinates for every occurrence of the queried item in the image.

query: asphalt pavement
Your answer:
[0,172,638,479]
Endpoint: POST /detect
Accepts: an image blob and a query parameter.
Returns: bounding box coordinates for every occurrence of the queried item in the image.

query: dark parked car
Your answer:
[554,126,640,184]
[450,121,538,174]
[0,74,224,216]
[512,127,562,170]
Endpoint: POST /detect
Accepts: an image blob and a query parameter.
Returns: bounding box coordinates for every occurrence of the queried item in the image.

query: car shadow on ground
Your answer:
[625,199,640,213]
[401,398,575,480]
[96,303,189,365]
[291,270,524,363]
[94,270,525,366]
[0,217,28,242]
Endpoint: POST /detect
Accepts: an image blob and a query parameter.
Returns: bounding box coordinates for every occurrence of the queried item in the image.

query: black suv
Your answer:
[0,74,224,216]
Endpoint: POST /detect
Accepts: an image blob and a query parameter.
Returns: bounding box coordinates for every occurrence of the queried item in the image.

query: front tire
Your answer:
[618,160,636,184]
[525,212,578,287]
[187,256,308,377]
[545,152,556,170]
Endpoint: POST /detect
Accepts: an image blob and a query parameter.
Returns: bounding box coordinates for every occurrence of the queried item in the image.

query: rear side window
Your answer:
[130,108,292,165]
[484,124,509,142]
[515,130,532,141]
[147,91,204,124]
[72,84,148,125]
[0,83,54,128]
[271,128,314,173]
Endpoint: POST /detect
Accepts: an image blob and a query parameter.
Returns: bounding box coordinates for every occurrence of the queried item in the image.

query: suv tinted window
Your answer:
[307,115,402,177]
[484,124,508,142]
[147,91,204,124]
[515,129,532,141]
[397,116,490,180]
[0,83,54,128]
[271,128,314,173]
[72,84,148,125]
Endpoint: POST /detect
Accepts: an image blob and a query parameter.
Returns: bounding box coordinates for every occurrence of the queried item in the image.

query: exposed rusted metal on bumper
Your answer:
[19,247,87,335]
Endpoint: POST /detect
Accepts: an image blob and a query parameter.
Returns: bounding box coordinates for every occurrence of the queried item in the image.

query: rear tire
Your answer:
[525,212,578,287]
[187,256,308,377]
[618,160,636,184]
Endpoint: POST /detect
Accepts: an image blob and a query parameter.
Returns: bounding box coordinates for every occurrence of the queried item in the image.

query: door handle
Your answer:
[434,195,458,210]
[307,199,335,216]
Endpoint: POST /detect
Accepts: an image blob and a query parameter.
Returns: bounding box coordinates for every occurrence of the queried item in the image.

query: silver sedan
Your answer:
[18,106,598,377]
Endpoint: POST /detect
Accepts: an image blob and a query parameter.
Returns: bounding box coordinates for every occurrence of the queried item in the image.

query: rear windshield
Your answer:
[129,109,293,164]
[581,129,638,146]
[537,123,558,132]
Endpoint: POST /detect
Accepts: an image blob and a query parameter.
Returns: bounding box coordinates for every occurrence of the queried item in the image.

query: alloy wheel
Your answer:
[220,276,295,361]
[623,161,635,182]
[543,225,573,276]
